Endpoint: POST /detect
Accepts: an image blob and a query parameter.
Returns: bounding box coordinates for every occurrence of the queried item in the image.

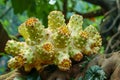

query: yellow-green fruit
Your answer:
[5,40,25,56]
[24,17,45,44]
[83,25,102,55]
[5,11,102,72]
[68,14,83,36]
[48,11,66,30]
[69,48,83,61]
[36,42,55,61]
[73,30,88,49]
[18,23,29,40]
[55,51,71,71]
[52,26,70,48]
[8,55,25,69]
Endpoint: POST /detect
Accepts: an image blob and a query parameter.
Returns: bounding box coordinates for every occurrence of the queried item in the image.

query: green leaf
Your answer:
[83,65,106,80]
[11,0,35,14]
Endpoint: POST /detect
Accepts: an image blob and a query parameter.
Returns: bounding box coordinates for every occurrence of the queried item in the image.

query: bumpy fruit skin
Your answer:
[52,26,70,48]
[48,11,66,30]
[5,11,102,71]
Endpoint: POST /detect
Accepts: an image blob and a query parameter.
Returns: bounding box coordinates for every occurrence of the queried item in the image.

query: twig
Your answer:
[105,24,120,53]
[83,0,116,11]
[63,0,67,23]
[111,40,120,49]
[105,32,120,53]
[104,7,117,17]
[101,14,120,33]
[116,0,120,13]
[83,0,104,7]
[74,9,105,18]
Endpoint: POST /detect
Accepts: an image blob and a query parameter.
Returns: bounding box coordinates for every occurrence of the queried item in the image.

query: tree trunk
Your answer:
[0,22,10,53]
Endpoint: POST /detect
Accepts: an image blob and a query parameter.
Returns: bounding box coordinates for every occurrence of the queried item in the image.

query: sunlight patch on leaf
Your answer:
[49,0,56,5]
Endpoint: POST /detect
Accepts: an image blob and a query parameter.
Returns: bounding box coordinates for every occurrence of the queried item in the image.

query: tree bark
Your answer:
[0,22,10,53]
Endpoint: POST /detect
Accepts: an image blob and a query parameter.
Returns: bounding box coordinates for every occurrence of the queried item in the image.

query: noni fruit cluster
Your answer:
[5,11,102,71]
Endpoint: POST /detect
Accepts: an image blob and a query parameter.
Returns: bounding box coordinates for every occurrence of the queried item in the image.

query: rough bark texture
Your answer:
[0,22,10,53]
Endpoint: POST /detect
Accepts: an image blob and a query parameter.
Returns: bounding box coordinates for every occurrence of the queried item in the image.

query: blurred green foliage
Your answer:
[0,0,28,36]
[0,54,9,75]
[0,0,103,36]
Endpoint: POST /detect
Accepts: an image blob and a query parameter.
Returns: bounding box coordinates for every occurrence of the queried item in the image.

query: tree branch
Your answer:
[105,24,120,53]
[83,0,103,6]
[101,14,120,33]
[83,0,116,11]
[116,0,120,13]
[63,0,67,22]
[0,22,10,52]
[74,9,105,18]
